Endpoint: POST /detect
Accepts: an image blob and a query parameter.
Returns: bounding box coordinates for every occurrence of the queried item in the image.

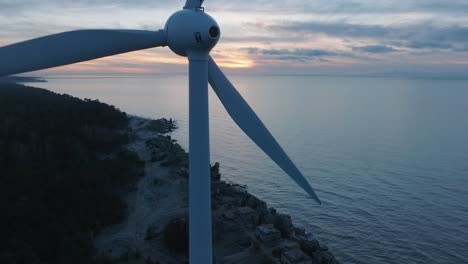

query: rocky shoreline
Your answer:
[0,76,47,83]
[96,116,339,264]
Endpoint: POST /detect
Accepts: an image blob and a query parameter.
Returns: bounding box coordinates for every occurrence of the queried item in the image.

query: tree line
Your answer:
[0,83,144,264]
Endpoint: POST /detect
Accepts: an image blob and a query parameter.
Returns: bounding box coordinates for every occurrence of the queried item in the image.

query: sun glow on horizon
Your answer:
[215,57,254,69]
[31,47,257,76]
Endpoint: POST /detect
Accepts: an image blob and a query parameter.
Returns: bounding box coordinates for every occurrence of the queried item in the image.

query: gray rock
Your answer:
[300,239,321,257]
[313,250,338,264]
[245,193,267,210]
[294,227,306,237]
[145,118,177,134]
[255,224,281,246]
[221,196,238,206]
[237,206,257,225]
[175,166,189,178]
[223,209,238,221]
[238,206,256,215]
[281,248,311,264]
[275,213,294,238]
[211,162,221,181]
[262,211,277,225]
[279,240,300,250]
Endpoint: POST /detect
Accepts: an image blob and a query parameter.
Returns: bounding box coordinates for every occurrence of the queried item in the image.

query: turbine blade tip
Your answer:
[316,198,322,205]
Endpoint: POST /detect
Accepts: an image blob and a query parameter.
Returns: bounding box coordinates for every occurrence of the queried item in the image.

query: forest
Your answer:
[0,82,144,264]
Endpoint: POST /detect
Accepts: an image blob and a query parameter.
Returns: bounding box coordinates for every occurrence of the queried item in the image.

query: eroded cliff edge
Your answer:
[96,116,339,264]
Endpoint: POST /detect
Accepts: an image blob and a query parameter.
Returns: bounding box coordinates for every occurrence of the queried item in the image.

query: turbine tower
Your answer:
[0,1,321,263]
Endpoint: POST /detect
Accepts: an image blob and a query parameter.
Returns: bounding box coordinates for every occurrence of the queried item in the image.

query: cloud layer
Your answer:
[1,0,467,76]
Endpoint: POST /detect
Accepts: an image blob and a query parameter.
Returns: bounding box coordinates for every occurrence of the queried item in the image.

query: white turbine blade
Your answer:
[0,29,166,76]
[208,56,321,204]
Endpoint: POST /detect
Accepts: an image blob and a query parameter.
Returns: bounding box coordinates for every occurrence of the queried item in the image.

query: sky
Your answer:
[1,0,468,77]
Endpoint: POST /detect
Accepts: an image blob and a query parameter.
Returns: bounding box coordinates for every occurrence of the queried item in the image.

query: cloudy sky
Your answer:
[1,0,468,77]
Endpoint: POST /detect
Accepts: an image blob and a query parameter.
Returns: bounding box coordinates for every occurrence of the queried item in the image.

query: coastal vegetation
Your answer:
[0,82,339,264]
[0,83,144,264]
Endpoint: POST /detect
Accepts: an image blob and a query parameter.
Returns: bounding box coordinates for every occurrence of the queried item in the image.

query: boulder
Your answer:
[255,224,281,246]
[272,239,301,258]
[175,166,189,178]
[279,240,300,251]
[313,250,338,264]
[275,214,294,238]
[223,209,238,221]
[281,248,311,264]
[301,239,321,257]
[262,211,277,225]
[221,196,238,206]
[211,162,221,181]
[237,206,257,224]
[294,227,306,237]
[245,193,268,210]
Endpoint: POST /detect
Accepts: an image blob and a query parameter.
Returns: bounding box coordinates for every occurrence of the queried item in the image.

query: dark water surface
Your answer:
[36,76,468,263]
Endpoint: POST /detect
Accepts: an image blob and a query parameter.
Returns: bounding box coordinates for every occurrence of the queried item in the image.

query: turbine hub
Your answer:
[165,9,220,59]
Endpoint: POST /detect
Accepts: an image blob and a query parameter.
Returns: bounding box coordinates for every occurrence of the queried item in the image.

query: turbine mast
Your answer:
[164,8,220,263]
[188,54,212,264]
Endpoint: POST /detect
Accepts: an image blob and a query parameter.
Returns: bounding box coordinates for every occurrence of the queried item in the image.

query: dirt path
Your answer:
[94,117,188,263]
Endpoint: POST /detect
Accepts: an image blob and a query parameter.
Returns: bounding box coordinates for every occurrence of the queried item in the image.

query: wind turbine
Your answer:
[0,0,321,263]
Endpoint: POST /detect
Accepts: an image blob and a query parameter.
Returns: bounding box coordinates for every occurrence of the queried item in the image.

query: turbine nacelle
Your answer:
[165,9,220,59]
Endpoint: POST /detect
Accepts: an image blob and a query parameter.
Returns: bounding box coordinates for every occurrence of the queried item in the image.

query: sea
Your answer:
[35,75,468,264]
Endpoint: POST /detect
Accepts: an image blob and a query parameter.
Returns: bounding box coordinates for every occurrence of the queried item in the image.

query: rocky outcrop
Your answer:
[209,163,339,264]
[143,118,177,134]
[96,116,339,264]
[145,135,188,168]
[0,76,46,83]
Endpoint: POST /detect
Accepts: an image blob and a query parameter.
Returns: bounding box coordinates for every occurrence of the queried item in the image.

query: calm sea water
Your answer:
[35,75,468,264]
